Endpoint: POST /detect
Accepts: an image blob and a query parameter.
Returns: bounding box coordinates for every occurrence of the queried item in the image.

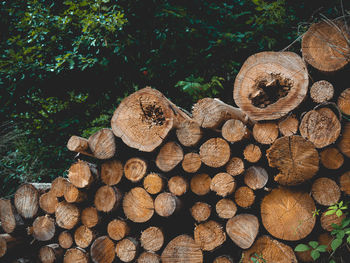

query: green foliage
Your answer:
[326,201,348,217]
[330,217,350,252]
[294,241,327,260]
[250,252,266,263]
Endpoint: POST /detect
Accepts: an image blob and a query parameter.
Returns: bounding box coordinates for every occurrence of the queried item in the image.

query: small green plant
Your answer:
[294,241,327,261]
[326,201,348,217]
[330,217,350,252]
[250,252,266,263]
[312,208,320,217]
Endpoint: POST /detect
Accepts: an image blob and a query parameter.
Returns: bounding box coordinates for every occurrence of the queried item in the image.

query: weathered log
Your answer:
[0,199,23,234]
[243,144,261,163]
[143,173,164,195]
[64,182,87,203]
[191,202,211,223]
[234,186,255,208]
[55,201,80,230]
[252,122,279,144]
[123,187,154,223]
[94,185,122,212]
[338,122,350,157]
[199,138,230,168]
[340,171,350,195]
[90,236,115,263]
[320,211,345,231]
[81,207,100,228]
[116,237,138,263]
[225,157,244,177]
[213,255,233,263]
[311,177,340,206]
[168,176,188,196]
[210,173,235,197]
[68,160,97,188]
[64,248,89,263]
[244,166,268,190]
[124,157,147,183]
[32,216,55,241]
[155,141,183,172]
[58,231,73,249]
[39,191,58,214]
[74,225,94,248]
[320,147,344,169]
[182,153,201,173]
[221,119,249,143]
[154,192,180,217]
[176,120,203,147]
[67,135,93,157]
[137,252,160,263]
[140,226,164,252]
[38,244,64,263]
[88,128,116,159]
[101,159,123,186]
[215,199,237,219]
[310,80,334,103]
[194,220,226,251]
[278,114,299,136]
[338,88,350,115]
[51,177,69,197]
[190,173,211,196]
[107,219,129,241]
[14,183,39,219]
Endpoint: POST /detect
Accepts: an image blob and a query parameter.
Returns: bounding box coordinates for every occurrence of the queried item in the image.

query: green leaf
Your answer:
[336,230,345,240]
[347,235,350,244]
[308,241,318,249]
[316,245,327,252]
[343,218,350,227]
[331,238,342,251]
[294,244,310,252]
[325,210,336,215]
[330,259,336,263]
[310,250,320,260]
[336,209,343,217]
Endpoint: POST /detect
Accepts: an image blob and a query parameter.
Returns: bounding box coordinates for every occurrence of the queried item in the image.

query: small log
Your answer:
[261,188,316,241]
[222,119,249,143]
[311,177,340,206]
[243,144,261,163]
[226,214,259,249]
[234,51,308,120]
[64,182,87,203]
[182,153,201,173]
[161,235,203,263]
[154,192,180,217]
[168,176,188,196]
[310,80,334,103]
[210,173,235,197]
[107,219,130,241]
[88,128,116,159]
[33,216,55,241]
[225,157,244,177]
[0,199,22,234]
[143,173,164,195]
[176,120,203,147]
[90,236,115,263]
[234,186,255,208]
[116,237,138,262]
[123,187,154,223]
[55,201,80,230]
[51,177,69,197]
[124,157,148,183]
[39,191,58,214]
[194,220,226,251]
[299,107,341,148]
[64,248,89,263]
[199,138,230,168]
[81,207,100,228]
[244,166,268,190]
[338,88,350,115]
[67,135,93,157]
[340,171,350,195]
[68,160,97,188]
[137,252,160,263]
[156,141,183,172]
[74,225,94,249]
[140,226,164,252]
[252,122,279,145]
[215,199,237,219]
[338,122,350,157]
[191,202,211,222]
[58,231,73,249]
[192,98,250,129]
[318,232,333,252]
[321,211,345,231]
[14,183,39,219]
[190,173,211,196]
[213,256,233,263]
[320,147,344,169]
[278,114,299,136]
[94,185,122,212]
[266,135,319,185]
[101,159,123,186]
[38,244,63,263]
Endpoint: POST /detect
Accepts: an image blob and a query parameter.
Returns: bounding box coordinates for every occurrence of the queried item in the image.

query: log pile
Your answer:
[1,19,350,263]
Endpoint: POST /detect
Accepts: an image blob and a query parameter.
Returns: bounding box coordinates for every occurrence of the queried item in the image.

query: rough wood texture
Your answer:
[310,80,334,103]
[338,122,350,157]
[338,88,350,115]
[156,141,183,172]
[213,256,233,263]
[0,235,6,258]
[58,231,73,249]
[191,202,211,222]
[321,212,345,231]
[107,219,129,241]
[33,216,55,241]
[161,235,203,263]
[67,136,92,156]
[190,173,211,196]
[225,157,244,176]
[266,135,319,185]
[101,159,123,186]
[88,128,116,159]
[64,183,87,203]
[168,176,188,196]
[243,144,261,163]
[123,187,154,223]
[14,183,39,219]
[194,220,226,251]
[176,120,203,147]
[340,171,350,195]
[154,192,179,217]
[301,20,350,73]
[311,177,340,206]
[51,177,69,197]
[234,51,308,120]
[38,244,63,263]
[81,207,99,228]
[0,199,20,233]
[278,115,299,136]
[226,214,259,249]
[221,119,249,143]
[115,237,138,262]
[300,107,341,148]
[320,147,344,169]
[55,201,80,230]
[261,188,316,241]
[124,157,147,183]
[39,192,58,214]
[137,252,160,263]
[68,160,96,188]
[200,138,230,168]
[210,173,235,197]
[234,186,255,208]
[74,225,94,248]
[216,199,237,219]
[253,122,279,144]
[244,166,268,190]
[94,185,122,212]
[90,236,115,263]
[143,173,164,195]
[140,226,164,252]
[64,248,88,263]
[182,153,201,173]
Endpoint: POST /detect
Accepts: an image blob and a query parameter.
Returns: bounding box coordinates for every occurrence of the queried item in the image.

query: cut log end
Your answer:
[340,171,350,195]
[191,202,211,222]
[156,141,183,172]
[116,237,138,263]
[168,176,188,196]
[39,192,58,214]
[90,236,115,263]
[244,166,268,190]
[81,207,99,228]
[176,121,203,147]
[68,160,94,188]
[216,199,237,219]
[107,219,129,241]
[222,119,249,143]
[234,186,255,208]
[190,173,211,196]
[63,248,89,263]
[143,173,164,195]
[154,192,179,217]
[101,159,123,186]
[194,220,226,251]
[243,144,262,163]
[338,88,350,115]
[200,138,230,168]
[311,177,340,206]
[124,157,147,183]
[182,153,201,173]
[55,201,80,230]
[310,80,334,103]
[88,128,116,159]
[278,115,299,136]
[94,185,122,212]
[58,231,73,249]
[210,173,235,197]
[225,157,244,176]
[253,122,279,144]
[123,187,154,223]
[14,183,39,219]
[33,216,55,241]
[140,226,164,252]
[320,147,344,170]
[74,225,94,248]
[137,252,160,263]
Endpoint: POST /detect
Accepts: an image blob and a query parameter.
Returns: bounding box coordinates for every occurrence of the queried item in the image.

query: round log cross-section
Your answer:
[156,141,183,172]
[14,183,39,219]
[199,138,230,168]
[123,187,154,223]
[194,220,226,251]
[90,236,115,263]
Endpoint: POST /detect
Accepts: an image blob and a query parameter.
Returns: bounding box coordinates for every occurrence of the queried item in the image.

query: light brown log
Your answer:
[234,51,308,120]
[55,201,80,230]
[14,183,39,219]
[321,211,345,231]
[64,182,87,203]
[94,185,122,212]
[0,199,21,234]
[252,122,279,144]
[266,135,319,185]
[176,120,203,147]
[242,235,297,263]
[192,98,250,129]
[90,236,115,263]
[182,153,201,173]
[51,177,69,197]
[64,248,88,263]
[338,88,350,115]
[301,20,350,73]
[243,144,261,163]
[101,159,123,186]
[140,226,164,252]
[39,244,63,263]
[318,232,333,252]
[311,177,340,206]
[107,219,129,241]
[210,173,235,197]
[143,173,164,195]
[213,256,233,263]
[74,225,94,248]
[234,186,255,208]
[339,122,350,157]
[244,166,268,190]
[226,214,259,249]
[261,188,316,241]
[310,80,334,103]
[194,220,226,251]
[58,231,73,249]
[137,252,160,263]
[124,157,147,182]
[278,114,299,136]
[123,187,154,223]
[340,171,350,195]
[161,235,203,263]
[39,191,58,214]
[88,128,116,159]
[116,237,138,262]
[155,141,183,172]
[215,199,237,219]
[190,173,211,196]
[225,157,244,176]
[191,202,211,222]
[33,216,55,241]
[81,207,100,228]
[168,176,188,196]
[221,119,249,143]
[199,138,230,168]
[67,135,93,157]
[68,160,97,188]
[320,147,344,169]
[154,192,180,217]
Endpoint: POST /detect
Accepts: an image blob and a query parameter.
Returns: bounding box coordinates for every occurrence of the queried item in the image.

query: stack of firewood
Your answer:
[1,19,350,263]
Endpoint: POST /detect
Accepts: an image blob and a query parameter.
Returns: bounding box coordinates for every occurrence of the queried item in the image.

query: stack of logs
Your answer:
[1,19,350,263]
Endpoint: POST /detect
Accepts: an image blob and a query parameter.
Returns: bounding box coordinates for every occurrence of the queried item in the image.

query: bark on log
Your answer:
[137,252,160,263]
[33,215,55,241]
[64,248,89,263]
[338,122,350,157]
[320,147,344,169]
[310,80,334,103]
[124,157,147,183]
[243,144,261,163]
[225,157,244,177]
[116,237,139,262]
[90,236,115,263]
[182,153,201,173]
[176,120,203,147]
[81,207,99,228]
[155,141,183,172]
[101,159,123,186]
[88,128,116,159]
[67,136,93,157]
[55,201,80,230]
[194,220,226,251]
[14,183,39,219]
[168,176,188,196]
[51,177,69,197]
[234,186,255,208]
[190,173,211,196]
[338,88,350,115]
[74,225,94,248]
[143,173,164,195]
[94,185,122,212]
[191,202,211,223]
[38,244,63,263]
[210,173,235,197]
[278,114,299,136]
[199,138,230,168]
[39,191,58,214]
[215,199,237,220]
[140,226,164,252]
[123,187,154,223]
[154,192,180,217]
[311,177,340,206]
[340,171,350,195]
[221,119,249,143]
[68,160,97,188]
[58,231,73,249]
[243,166,268,190]
[107,219,129,241]
[252,122,279,145]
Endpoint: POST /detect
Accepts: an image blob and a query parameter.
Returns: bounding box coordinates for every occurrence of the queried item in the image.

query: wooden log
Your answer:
[38,244,64,263]
[33,216,55,241]
[199,138,230,168]
[215,199,237,219]
[101,159,123,186]
[338,122,350,157]
[190,202,211,223]
[123,187,154,223]
[192,98,250,129]
[176,120,203,147]
[39,191,58,214]
[161,235,203,263]
[90,236,115,263]
[301,20,350,73]
[213,255,233,263]
[67,135,93,157]
[30,183,51,193]
[278,114,299,136]
[226,214,259,249]
[182,153,201,173]
[0,199,22,234]
[143,173,164,195]
[234,51,308,120]
[14,183,39,219]
[81,207,100,228]
[234,186,255,208]
[243,144,261,163]
[338,88,350,115]
[194,220,226,251]
[88,128,116,159]
[0,235,6,258]
[310,80,334,103]
[74,225,94,249]
[318,232,333,252]
[320,147,344,169]
[64,248,89,263]
[137,252,160,263]
[320,211,345,231]
[64,182,87,203]
[221,119,249,143]
[124,157,147,183]
[168,176,188,196]
[154,192,180,217]
[58,231,73,249]
[68,160,97,188]
[0,234,20,258]
[107,219,130,241]
[55,201,80,230]
[225,157,244,176]
[155,141,183,172]
[51,177,69,197]
[190,173,211,196]
[140,226,164,252]
[311,177,340,206]
[94,185,122,212]
[266,135,319,185]
[244,166,268,190]
[116,237,138,262]
[252,122,279,145]
[261,188,316,241]
[210,173,235,197]
[340,171,350,195]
